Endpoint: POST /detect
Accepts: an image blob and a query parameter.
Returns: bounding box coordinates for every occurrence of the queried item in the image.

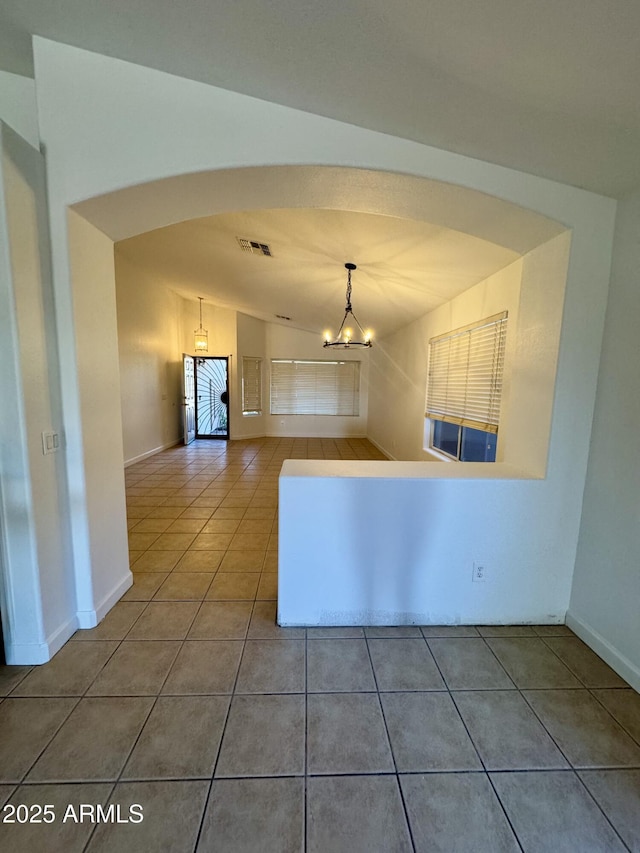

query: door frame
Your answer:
[182,354,196,445]
[194,355,230,440]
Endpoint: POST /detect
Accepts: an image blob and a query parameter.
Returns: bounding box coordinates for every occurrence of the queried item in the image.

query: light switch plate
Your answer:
[42,431,60,455]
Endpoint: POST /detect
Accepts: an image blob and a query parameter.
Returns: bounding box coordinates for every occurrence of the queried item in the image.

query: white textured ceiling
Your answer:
[116,208,521,339]
[1,0,640,196]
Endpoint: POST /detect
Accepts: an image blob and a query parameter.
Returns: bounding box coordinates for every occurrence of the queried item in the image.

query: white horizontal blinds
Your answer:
[426,312,508,434]
[270,360,360,416]
[242,357,262,414]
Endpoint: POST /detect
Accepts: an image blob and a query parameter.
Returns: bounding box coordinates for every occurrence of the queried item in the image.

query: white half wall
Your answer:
[279,461,568,626]
[568,189,640,691]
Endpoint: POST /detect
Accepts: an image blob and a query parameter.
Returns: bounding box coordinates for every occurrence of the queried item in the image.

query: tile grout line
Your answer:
[5,605,141,788]
[472,632,600,794]
[424,634,525,853]
[190,577,253,853]
[87,583,204,773]
[572,770,634,853]
[514,684,635,850]
[535,633,591,689]
[80,566,209,853]
[479,634,581,772]
[526,639,635,853]
[440,631,635,849]
[3,695,83,789]
[587,688,640,749]
[76,782,118,853]
[537,634,640,750]
[362,630,417,853]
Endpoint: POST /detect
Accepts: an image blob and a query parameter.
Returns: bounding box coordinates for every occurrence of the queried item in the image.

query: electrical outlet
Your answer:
[472,562,488,582]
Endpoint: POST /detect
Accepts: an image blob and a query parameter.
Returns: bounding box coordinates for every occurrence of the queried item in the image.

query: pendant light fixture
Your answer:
[194,297,209,352]
[323,263,372,348]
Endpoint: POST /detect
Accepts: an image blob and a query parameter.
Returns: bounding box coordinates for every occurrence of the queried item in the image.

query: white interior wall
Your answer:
[368,233,571,477]
[0,36,612,662]
[368,259,523,461]
[180,300,237,365]
[568,189,640,690]
[115,263,240,459]
[115,251,183,464]
[0,71,40,150]
[266,323,369,438]
[0,124,75,662]
[67,211,131,626]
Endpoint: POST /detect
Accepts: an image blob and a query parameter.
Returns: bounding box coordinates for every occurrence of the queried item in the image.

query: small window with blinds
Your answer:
[425,311,508,461]
[242,356,262,416]
[270,359,360,416]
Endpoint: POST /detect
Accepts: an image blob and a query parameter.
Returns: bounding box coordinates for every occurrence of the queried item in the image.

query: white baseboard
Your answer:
[265,431,369,440]
[76,571,133,630]
[566,610,640,693]
[124,440,182,468]
[6,573,134,663]
[5,643,51,665]
[5,613,79,665]
[366,436,395,460]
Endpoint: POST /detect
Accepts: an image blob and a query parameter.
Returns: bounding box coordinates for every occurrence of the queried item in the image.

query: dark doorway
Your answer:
[194,356,230,439]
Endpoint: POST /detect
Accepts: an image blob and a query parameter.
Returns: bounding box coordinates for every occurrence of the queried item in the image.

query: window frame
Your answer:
[241,356,262,417]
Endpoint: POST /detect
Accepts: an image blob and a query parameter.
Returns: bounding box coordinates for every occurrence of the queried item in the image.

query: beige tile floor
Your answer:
[0,437,639,852]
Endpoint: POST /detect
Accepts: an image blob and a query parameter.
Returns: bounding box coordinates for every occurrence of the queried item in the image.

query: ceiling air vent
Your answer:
[237,237,272,257]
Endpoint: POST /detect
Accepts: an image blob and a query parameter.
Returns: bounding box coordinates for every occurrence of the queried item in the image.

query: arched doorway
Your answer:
[64,164,567,640]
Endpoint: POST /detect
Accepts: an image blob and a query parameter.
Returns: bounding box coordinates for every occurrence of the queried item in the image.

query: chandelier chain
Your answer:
[323,262,372,348]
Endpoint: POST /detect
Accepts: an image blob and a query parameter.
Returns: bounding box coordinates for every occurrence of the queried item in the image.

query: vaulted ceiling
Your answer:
[116,208,521,339]
[107,168,562,340]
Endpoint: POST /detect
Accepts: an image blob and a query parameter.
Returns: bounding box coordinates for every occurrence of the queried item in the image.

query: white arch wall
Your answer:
[20,37,616,659]
[0,124,76,664]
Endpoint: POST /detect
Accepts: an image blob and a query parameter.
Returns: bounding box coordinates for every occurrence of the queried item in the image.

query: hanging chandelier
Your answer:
[323,263,372,348]
[194,297,209,352]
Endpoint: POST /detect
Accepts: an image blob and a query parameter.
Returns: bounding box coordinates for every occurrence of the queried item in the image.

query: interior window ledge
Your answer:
[424,446,454,462]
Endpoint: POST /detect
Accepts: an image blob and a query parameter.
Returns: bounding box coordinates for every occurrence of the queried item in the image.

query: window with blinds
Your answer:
[270,359,360,416]
[426,311,508,434]
[242,356,262,416]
